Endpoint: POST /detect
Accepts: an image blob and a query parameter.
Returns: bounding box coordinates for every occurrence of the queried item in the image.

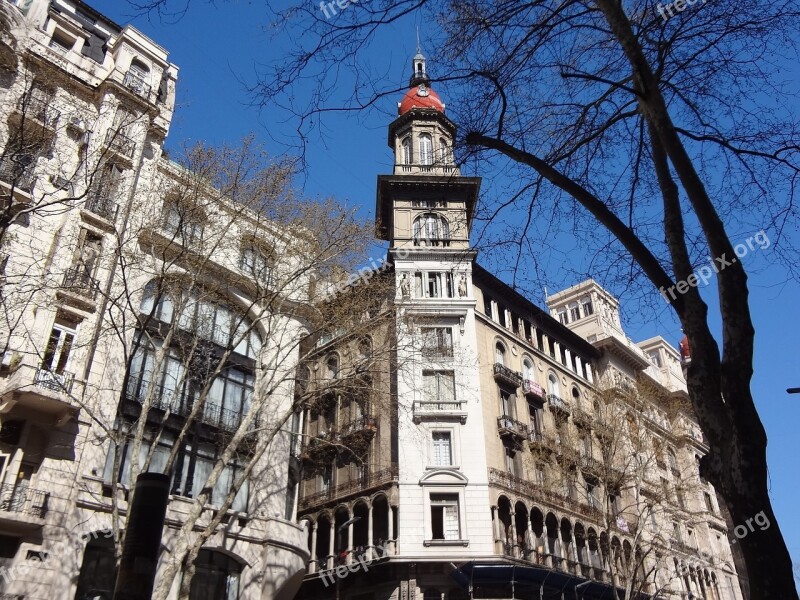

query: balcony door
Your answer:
[42,322,76,376]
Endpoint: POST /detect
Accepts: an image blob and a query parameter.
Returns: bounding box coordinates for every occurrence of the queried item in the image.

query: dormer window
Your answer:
[413,213,450,246]
[401,137,412,165]
[419,134,433,165]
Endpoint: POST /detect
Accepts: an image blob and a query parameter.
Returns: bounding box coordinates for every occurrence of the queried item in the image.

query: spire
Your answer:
[410,32,430,87]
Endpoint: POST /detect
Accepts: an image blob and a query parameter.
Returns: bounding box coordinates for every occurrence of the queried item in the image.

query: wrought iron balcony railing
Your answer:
[298,465,398,509]
[62,267,100,299]
[126,380,257,433]
[493,363,523,388]
[547,394,570,415]
[0,483,48,518]
[104,129,135,159]
[17,94,60,128]
[0,156,36,192]
[497,415,528,440]
[34,366,74,394]
[337,414,377,438]
[123,71,151,99]
[85,194,119,221]
[522,379,544,399]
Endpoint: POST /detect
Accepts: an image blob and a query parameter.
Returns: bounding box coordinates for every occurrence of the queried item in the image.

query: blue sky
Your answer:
[91,0,800,568]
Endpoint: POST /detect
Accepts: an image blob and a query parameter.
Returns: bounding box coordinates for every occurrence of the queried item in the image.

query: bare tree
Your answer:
[223,0,799,595]
[0,137,385,598]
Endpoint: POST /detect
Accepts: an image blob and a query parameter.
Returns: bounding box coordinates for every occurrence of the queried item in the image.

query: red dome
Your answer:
[399,84,445,115]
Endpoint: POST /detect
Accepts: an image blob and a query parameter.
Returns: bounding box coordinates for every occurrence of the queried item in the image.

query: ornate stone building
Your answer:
[294,52,744,600]
[0,1,307,598]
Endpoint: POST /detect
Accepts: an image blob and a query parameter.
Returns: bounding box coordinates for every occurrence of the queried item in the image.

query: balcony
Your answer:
[527,430,552,451]
[497,415,528,442]
[61,267,100,300]
[413,400,467,424]
[84,194,119,223]
[493,363,523,388]
[0,363,77,419]
[298,465,398,510]
[522,379,544,399]
[123,70,152,99]
[338,415,378,441]
[0,157,36,193]
[578,454,604,476]
[572,406,591,426]
[126,382,258,434]
[104,129,136,160]
[0,482,48,526]
[300,430,339,462]
[547,394,570,416]
[15,94,60,129]
[34,366,74,394]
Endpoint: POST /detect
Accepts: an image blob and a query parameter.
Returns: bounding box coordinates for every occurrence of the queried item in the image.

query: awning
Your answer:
[449,561,653,600]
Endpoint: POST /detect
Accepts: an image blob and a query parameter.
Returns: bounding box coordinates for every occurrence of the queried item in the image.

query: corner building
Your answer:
[295,53,744,600]
[0,1,307,599]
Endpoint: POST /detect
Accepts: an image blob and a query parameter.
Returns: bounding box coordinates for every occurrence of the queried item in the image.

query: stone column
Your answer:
[327,520,335,571]
[388,505,395,555]
[309,521,318,573]
[491,506,501,554]
[508,510,517,557]
[367,504,374,559]
[347,516,354,565]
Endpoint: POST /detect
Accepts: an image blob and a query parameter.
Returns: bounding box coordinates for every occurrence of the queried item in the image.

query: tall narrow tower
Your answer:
[376,49,496,579]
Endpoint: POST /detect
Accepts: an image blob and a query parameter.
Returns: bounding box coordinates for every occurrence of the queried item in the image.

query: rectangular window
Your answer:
[557,309,568,325]
[484,295,493,317]
[420,327,453,357]
[432,432,452,466]
[42,325,75,375]
[672,521,681,541]
[534,463,545,486]
[703,492,714,513]
[240,244,272,283]
[499,389,513,418]
[422,371,456,404]
[498,307,507,328]
[528,402,543,434]
[430,494,460,540]
[581,298,594,316]
[426,272,439,298]
[569,305,581,322]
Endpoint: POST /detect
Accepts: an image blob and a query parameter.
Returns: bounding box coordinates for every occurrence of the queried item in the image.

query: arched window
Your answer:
[326,355,339,379]
[571,386,580,401]
[412,213,450,246]
[569,302,581,322]
[419,134,433,165]
[401,137,412,165]
[522,357,534,381]
[126,59,150,96]
[495,342,506,366]
[188,549,243,600]
[439,137,451,164]
[547,371,560,397]
[74,535,117,600]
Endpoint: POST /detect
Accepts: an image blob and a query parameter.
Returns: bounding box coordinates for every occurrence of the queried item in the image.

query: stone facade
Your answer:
[0,1,307,599]
[295,53,744,600]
